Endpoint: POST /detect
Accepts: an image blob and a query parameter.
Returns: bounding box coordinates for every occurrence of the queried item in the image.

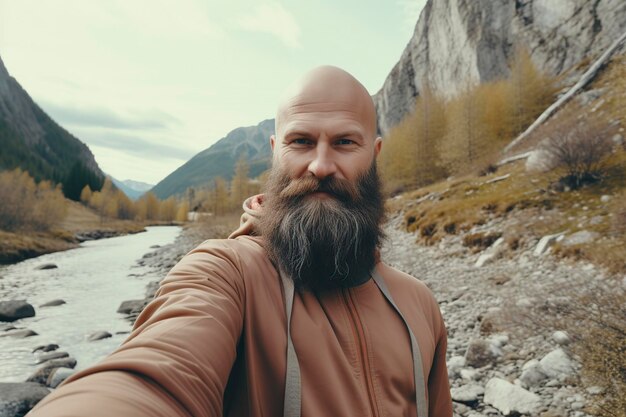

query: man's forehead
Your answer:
[275,66,377,136]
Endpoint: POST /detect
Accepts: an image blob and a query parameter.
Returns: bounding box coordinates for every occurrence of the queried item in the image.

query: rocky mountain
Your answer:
[109,177,154,200]
[153,1,626,199]
[151,119,274,199]
[0,54,104,197]
[373,0,626,134]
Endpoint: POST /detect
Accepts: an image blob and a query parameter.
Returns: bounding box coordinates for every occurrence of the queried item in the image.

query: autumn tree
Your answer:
[230,156,250,210]
[212,177,229,216]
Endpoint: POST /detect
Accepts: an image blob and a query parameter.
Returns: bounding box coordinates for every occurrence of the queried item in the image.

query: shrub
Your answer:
[540,112,616,189]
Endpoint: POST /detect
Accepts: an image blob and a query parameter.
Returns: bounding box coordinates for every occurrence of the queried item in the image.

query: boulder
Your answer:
[447,356,466,376]
[479,310,503,335]
[32,344,59,353]
[0,329,38,338]
[87,331,112,341]
[465,339,502,368]
[37,358,77,371]
[0,300,35,322]
[35,263,57,270]
[551,331,571,346]
[0,382,50,417]
[561,230,599,246]
[539,348,575,379]
[519,359,548,388]
[39,299,66,308]
[526,149,556,172]
[451,384,484,405]
[534,233,564,256]
[27,362,76,387]
[35,351,69,364]
[484,378,541,416]
[117,300,145,315]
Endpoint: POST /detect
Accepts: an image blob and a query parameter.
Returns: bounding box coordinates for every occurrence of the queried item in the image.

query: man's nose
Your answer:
[308,146,337,179]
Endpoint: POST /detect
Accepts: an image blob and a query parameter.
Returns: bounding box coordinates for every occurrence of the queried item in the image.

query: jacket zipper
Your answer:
[342,288,380,417]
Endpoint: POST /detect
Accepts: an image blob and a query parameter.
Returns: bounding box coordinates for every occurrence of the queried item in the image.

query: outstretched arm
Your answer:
[28,240,246,417]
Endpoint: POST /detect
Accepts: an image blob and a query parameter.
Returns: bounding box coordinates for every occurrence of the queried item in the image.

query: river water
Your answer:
[0,226,181,382]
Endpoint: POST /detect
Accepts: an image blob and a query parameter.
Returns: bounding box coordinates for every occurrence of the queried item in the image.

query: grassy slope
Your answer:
[390,52,626,274]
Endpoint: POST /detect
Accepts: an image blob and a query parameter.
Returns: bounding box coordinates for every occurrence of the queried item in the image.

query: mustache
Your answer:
[279,175,360,202]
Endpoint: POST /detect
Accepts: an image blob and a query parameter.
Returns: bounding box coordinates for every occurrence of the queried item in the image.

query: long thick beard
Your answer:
[259,163,385,292]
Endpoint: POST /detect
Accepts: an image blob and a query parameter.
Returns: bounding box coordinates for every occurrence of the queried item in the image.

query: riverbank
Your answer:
[1,201,150,265]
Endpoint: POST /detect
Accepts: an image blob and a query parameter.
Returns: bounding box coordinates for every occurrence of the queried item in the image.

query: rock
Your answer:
[612,134,624,146]
[561,230,599,246]
[484,378,541,416]
[0,300,36,322]
[35,351,69,364]
[465,339,502,368]
[540,348,575,379]
[447,356,466,375]
[600,194,611,203]
[586,386,604,395]
[48,368,74,388]
[117,299,145,315]
[526,149,556,172]
[460,368,480,381]
[32,344,59,353]
[150,245,161,249]
[0,324,16,332]
[87,331,112,341]
[0,329,38,338]
[475,237,505,268]
[489,274,510,285]
[27,363,76,388]
[37,357,77,371]
[35,263,57,270]
[0,382,50,417]
[451,384,484,404]
[534,233,564,256]
[520,359,548,388]
[479,311,503,335]
[39,299,66,308]
[551,331,571,346]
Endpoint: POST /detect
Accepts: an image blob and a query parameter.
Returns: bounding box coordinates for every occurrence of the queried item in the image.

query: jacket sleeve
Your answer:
[28,239,246,417]
[428,309,453,417]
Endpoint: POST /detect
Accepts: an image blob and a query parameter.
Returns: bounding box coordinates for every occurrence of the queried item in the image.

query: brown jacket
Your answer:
[29,202,452,417]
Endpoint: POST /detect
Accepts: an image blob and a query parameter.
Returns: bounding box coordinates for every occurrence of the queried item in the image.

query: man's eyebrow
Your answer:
[283,131,313,138]
[334,131,364,139]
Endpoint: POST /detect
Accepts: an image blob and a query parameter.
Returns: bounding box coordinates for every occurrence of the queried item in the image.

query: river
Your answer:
[0,226,181,383]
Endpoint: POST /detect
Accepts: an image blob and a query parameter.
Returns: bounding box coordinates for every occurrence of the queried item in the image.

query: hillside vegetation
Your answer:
[382,48,625,415]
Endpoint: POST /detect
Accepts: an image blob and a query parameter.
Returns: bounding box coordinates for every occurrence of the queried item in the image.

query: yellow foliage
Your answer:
[0,168,67,231]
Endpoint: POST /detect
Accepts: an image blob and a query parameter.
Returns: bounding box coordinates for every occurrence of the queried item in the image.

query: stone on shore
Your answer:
[87,331,112,341]
[117,300,145,315]
[0,382,50,417]
[551,331,571,346]
[519,359,548,388]
[0,329,38,338]
[37,358,77,371]
[32,344,59,353]
[27,361,76,387]
[35,351,69,364]
[39,299,66,308]
[35,263,58,270]
[0,300,35,322]
[484,378,541,416]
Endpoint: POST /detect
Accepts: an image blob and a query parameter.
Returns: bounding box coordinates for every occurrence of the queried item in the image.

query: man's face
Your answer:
[270,96,382,187]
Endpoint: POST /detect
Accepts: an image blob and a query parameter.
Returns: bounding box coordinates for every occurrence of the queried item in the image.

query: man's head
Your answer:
[259,66,386,292]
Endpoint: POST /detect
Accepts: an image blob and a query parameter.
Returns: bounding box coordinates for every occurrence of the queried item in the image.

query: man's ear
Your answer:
[374,136,382,157]
[270,135,276,151]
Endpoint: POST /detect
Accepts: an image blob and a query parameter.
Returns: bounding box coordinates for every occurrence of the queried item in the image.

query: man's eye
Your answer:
[292,138,312,145]
[336,139,354,145]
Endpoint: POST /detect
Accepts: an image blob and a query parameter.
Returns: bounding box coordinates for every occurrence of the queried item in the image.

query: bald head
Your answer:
[275,66,378,140]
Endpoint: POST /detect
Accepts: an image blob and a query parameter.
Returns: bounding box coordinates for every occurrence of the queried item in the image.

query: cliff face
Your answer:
[374,0,626,135]
[0,55,103,182]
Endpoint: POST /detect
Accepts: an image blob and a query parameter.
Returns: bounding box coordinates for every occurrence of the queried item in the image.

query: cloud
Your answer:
[77,129,196,160]
[238,3,301,48]
[40,101,181,131]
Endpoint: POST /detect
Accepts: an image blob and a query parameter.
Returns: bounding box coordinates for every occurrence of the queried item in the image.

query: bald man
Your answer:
[29,66,452,417]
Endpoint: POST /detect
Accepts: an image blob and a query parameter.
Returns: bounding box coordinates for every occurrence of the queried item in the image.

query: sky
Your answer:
[0,0,427,185]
